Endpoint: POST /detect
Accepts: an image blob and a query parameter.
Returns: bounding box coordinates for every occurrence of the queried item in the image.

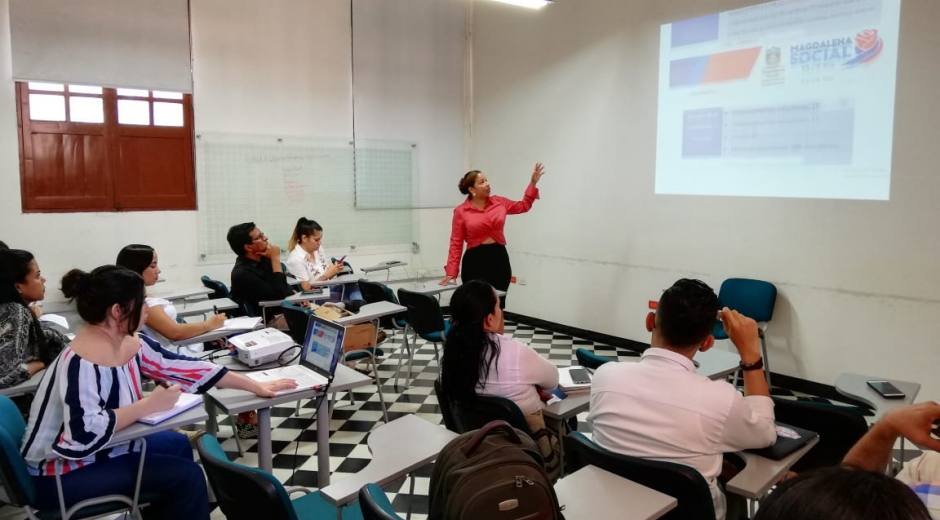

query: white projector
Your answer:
[229,328,295,367]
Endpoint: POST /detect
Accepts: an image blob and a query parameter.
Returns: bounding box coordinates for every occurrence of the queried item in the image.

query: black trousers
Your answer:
[461,243,511,307]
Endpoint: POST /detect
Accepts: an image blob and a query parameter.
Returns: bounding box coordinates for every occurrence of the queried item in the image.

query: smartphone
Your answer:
[337,255,346,264]
[569,367,591,385]
[867,380,906,399]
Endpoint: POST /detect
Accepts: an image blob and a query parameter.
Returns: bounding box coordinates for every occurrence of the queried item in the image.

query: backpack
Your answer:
[428,420,565,520]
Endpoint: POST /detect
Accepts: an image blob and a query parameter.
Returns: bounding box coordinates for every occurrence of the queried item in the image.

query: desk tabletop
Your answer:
[106,406,209,448]
[176,298,238,318]
[360,261,408,273]
[555,465,677,520]
[259,288,332,308]
[835,373,920,420]
[0,369,46,397]
[694,348,741,381]
[204,364,372,415]
[320,414,457,506]
[334,301,407,325]
[543,392,590,421]
[726,436,820,499]
[152,286,214,302]
[309,274,361,288]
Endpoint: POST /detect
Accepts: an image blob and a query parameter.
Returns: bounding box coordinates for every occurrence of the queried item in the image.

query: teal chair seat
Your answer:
[198,435,363,520]
[345,347,386,362]
[417,321,450,343]
[358,483,404,520]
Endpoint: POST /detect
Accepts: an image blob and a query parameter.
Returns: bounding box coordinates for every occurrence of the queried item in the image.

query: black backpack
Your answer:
[428,420,564,520]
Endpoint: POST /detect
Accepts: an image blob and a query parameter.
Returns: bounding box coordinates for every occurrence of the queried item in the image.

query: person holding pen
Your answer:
[20,265,296,519]
[440,163,545,307]
[116,244,226,356]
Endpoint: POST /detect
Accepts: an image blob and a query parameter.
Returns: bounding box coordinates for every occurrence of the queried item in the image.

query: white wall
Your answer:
[0,0,451,309]
[468,0,940,400]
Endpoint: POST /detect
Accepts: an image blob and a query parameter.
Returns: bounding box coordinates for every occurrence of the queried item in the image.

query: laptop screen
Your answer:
[301,315,346,376]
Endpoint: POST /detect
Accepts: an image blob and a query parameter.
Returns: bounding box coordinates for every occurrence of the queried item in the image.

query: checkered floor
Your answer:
[0,320,913,520]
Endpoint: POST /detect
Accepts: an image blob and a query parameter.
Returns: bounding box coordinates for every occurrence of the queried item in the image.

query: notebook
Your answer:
[558,366,592,393]
[245,314,347,395]
[138,393,203,425]
[745,422,819,460]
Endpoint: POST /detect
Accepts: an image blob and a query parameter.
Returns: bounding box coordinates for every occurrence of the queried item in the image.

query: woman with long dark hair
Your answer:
[440,280,561,478]
[116,244,226,354]
[440,164,545,306]
[20,265,295,518]
[0,248,68,388]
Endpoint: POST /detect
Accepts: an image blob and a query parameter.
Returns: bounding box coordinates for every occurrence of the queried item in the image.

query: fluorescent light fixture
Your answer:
[489,0,552,9]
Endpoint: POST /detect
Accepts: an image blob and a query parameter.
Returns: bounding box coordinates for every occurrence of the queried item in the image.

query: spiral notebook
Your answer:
[137,393,203,426]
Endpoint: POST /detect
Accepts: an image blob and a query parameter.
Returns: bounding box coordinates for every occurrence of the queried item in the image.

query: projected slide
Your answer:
[655,0,900,200]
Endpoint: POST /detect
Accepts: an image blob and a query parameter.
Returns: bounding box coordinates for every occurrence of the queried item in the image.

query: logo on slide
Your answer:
[845,29,883,67]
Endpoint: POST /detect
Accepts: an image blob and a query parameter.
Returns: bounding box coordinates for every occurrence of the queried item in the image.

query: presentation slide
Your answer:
[655,0,900,200]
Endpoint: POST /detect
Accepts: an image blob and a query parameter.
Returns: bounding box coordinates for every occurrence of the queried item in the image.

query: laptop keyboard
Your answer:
[247,365,328,395]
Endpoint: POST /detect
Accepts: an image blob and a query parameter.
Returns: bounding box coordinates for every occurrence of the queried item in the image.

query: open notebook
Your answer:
[137,393,202,426]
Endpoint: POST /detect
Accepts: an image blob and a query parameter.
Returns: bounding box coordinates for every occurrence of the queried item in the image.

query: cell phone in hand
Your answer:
[867,380,906,399]
[569,367,591,385]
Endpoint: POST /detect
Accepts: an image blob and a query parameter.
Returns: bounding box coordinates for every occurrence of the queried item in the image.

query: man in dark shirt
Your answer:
[227,222,294,322]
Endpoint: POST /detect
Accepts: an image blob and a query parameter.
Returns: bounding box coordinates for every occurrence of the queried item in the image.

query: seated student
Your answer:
[116,244,226,355]
[829,401,940,519]
[227,222,294,323]
[0,248,68,389]
[587,279,776,520]
[754,466,931,520]
[439,280,562,480]
[21,265,296,519]
[284,217,363,303]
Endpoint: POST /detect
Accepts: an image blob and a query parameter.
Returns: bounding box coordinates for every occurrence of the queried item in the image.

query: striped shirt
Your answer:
[20,334,226,476]
[910,482,940,519]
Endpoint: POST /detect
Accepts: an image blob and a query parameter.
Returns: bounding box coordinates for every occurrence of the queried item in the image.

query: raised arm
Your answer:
[502,163,544,215]
[844,402,940,472]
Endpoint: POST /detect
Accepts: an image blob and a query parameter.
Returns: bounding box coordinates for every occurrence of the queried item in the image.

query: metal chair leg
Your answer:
[370,354,390,423]
[230,416,245,457]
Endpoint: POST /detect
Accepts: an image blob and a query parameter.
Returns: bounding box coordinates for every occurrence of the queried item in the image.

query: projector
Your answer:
[229,328,295,367]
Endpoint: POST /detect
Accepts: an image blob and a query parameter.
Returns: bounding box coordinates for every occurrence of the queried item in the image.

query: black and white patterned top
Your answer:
[0,302,69,388]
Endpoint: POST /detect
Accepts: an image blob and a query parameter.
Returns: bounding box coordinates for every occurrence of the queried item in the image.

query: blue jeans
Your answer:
[32,430,209,520]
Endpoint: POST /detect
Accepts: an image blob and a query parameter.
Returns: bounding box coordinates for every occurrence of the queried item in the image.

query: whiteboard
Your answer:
[196,133,414,263]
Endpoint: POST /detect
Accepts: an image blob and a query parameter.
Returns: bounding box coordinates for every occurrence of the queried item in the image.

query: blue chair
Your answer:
[202,275,254,317]
[565,431,716,520]
[197,435,362,520]
[359,280,413,388]
[0,395,154,520]
[281,302,389,422]
[396,288,450,365]
[358,484,404,520]
[711,278,777,387]
[575,348,614,370]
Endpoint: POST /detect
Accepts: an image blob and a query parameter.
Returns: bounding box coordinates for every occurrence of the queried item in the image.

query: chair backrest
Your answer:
[575,348,614,370]
[451,395,532,436]
[433,379,460,433]
[201,275,231,300]
[280,301,312,345]
[396,288,445,336]
[771,397,868,472]
[359,280,406,328]
[358,483,404,520]
[718,278,777,323]
[0,396,35,507]
[196,435,297,520]
[564,432,716,520]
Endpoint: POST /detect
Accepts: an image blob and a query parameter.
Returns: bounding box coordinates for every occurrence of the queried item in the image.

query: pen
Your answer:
[157,380,172,389]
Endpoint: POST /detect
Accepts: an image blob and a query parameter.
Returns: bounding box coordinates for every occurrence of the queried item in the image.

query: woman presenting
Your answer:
[440,163,545,303]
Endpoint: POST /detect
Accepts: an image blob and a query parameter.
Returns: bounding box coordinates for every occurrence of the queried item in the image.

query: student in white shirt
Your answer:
[284,217,362,302]
[116,244,226,355]
[587,279,776,520]
[439,280,562,479]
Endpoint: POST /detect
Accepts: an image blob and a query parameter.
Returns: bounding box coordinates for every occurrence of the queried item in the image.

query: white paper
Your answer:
[137,393,202,425]
[218,317,262,331]
[39,313,69,330]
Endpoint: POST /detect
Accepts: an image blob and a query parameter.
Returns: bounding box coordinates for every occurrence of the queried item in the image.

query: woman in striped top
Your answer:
[21,265,296,519]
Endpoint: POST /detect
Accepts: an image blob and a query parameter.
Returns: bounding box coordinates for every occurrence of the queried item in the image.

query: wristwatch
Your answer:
[19,362,29,375]
[739,357,764,371]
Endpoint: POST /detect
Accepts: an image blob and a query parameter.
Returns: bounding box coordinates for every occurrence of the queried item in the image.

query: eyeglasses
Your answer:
[251,232,267,242]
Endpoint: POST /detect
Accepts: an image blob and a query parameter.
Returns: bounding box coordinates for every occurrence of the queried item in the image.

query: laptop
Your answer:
[745,422,819,460]
[245,314,346,395]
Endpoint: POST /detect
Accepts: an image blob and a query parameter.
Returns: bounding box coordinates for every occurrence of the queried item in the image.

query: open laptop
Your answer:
[245,314,346,395]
